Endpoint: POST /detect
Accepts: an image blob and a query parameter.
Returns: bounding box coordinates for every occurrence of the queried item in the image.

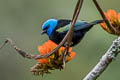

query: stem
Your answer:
[0,38,38,59]
[83,37,120,80]
[0,0,84,60]
[35,0,84,59]
[93,0,115,33]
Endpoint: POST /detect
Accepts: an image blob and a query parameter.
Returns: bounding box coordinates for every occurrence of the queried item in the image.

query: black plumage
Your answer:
[41,19,104,46]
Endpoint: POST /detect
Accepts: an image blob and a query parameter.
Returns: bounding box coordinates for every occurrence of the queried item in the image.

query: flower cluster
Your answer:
[100,9,120,35]
[30,40,76,75]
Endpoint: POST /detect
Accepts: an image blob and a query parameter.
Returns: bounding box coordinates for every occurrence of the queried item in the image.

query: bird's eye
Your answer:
[43,25,49,30]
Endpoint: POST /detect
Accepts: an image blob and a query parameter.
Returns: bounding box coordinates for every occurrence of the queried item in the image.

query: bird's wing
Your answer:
[74,20,104,31]
[56,23,71,32]
[73,20,88,31]
[56,19,71,28]
[55,19,71,32]
[56,20,88,32]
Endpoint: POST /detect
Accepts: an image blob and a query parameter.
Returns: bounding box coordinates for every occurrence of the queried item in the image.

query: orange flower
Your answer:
[37,40,75,64]
[34,40,76,75]
[100,9,120,35]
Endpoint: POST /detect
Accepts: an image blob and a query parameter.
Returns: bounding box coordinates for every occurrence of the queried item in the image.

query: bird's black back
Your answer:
[54,19,71,30]
[49,19,93,46]
[49,27,92,46]
[49,19,103,46]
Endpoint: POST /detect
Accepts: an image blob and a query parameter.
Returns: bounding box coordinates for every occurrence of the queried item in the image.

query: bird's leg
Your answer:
[61,48,67,69]
[63,43,71,56]
[61,42,70,69]
[63,42,73,48]
[0,38,39,59]
[70,42,73,46]
[93,0,116,33]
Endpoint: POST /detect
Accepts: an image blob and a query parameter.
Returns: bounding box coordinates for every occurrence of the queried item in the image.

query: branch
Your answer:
[83,37,120,80]
[34,0,84,59]
[0,0,84,60]
[93,0,116,33]
[0,38,38,59]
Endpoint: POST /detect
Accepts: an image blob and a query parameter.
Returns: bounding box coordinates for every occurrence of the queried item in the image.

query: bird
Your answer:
[41,19,104,46]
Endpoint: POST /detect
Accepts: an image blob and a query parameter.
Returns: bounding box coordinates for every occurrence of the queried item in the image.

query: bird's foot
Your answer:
[63,42,73,47]
[61,51,66,69]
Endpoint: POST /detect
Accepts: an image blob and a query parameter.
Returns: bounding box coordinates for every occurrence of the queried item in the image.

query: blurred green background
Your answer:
[0,0,120,80]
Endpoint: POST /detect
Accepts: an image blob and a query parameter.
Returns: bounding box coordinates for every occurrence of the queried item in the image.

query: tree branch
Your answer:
[34,0,84,59]
[93,0,116,34]
[83,37,120,80]
[0,0,84,60]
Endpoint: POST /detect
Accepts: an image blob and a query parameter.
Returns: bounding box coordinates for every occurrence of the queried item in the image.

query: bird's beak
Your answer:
[41,30,47,35]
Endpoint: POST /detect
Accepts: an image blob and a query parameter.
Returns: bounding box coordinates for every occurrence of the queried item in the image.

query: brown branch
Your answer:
[82,1,120,79]
[83,37,120,80]
[34,0,84,59]
[0,0,84,60]
[0,40,8,50]
[0,38,38,59]
[93,0,116,33]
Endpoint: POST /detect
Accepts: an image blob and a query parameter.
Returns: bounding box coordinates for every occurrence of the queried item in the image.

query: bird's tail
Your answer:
[83,20,104,29]
[89,20,104,25]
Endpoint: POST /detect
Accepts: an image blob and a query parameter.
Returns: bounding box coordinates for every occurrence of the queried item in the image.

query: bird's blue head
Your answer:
[41,19,58,36]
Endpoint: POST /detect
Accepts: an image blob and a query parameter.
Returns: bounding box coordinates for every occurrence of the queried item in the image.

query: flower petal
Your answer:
[107,9,117,21]
[117,13,120,23]
[68,47,72,52]
[104,12,110,21]
[37,59,49,64]
[35,40,76,75]
[100,23,107,30]
[37,40,76,67]
[66,52,76,62]
[38,46,46,55]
